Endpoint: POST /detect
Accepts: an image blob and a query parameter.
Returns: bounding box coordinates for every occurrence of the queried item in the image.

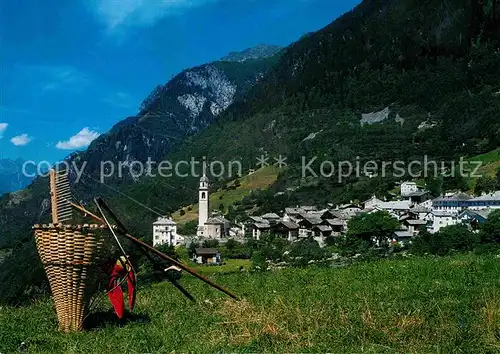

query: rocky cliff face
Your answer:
[70,55,279,184]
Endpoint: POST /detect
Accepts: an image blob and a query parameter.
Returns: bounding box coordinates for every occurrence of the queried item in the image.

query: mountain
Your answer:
[0,49,281,250]
[220,44,282,62]
[2,0,500,304]
[108,0,500,229]
[72,56,280,186]
[0,159,35,195]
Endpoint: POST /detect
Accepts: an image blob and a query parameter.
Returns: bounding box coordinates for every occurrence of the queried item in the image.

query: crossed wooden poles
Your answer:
[49,168,239,301]
[78,198,239,301]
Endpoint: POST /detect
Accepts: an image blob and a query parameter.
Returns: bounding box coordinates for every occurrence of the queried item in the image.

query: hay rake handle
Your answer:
[69,199,239,301]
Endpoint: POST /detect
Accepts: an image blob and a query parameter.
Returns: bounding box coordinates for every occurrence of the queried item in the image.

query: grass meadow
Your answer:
[171,166,280,224]
[2,254,500,353]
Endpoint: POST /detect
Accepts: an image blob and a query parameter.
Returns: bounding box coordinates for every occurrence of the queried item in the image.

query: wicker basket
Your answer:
[33,224,110,332]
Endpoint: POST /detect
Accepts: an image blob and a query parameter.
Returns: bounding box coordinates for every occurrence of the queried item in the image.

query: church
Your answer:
[196,174,230,239]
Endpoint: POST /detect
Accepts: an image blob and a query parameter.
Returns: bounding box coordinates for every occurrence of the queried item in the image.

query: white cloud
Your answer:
[0,123,8,138]
[56,128,100,150]
[10,134,32,146]
[90,0,216,33]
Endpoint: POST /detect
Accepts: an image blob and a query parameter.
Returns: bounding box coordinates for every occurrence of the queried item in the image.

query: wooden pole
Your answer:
[69,201,240,301]
[49,169,59,224]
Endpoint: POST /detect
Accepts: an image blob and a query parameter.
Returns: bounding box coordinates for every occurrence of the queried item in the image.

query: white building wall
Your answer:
[153,223,179,246]
[430,215,458,234]
[401,182,419,197]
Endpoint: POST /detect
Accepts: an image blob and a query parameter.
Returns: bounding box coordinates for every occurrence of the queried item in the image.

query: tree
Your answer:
[412,225,477,256]
[288,238,329,267]
[202,239,220,249]
[178,220,197,236]
[347,211,400,246]
[479,209,500,245]
[426,176,443,197]
[474,176,497,196]
[188,242,200,258]
[225,238,238,251]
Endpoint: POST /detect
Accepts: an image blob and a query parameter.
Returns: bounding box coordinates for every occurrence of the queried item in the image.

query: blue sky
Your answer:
[0,0,360,163]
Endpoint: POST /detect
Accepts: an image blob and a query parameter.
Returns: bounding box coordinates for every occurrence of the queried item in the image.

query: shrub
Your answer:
[178,220,198,235]
[287,238,329,267]
[479,209,500,245]
[202,239,220,249]
[335,234,372,257]
[412,225,478,256]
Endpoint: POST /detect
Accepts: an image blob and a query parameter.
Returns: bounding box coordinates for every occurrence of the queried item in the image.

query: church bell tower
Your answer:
[197,174,209,236]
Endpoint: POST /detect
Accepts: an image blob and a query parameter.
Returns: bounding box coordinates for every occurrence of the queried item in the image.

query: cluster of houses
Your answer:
[152,177,500,260]
[243,183,500,246]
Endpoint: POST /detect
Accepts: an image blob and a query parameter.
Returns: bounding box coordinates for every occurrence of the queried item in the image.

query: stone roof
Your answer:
[471,191,500,202]
[394,230,413,238]
[411,206,431,213]
[285,207,303,215]
[432,211,456,217]
[153,217,177,226]
[276,221,299,230]
[254,223,271,229]
[377,200,412,210]
[195,248,219,255]
[407,190,429,197]
[247,216,266,223]
[405,219,428,225]
[433,193,472,202]
[324,219,345,226]
[262,213,280,219]
[363,195,384,205]
[205,217,225,225]
[460,208,494,220]
[313,225,333,232]
[330,210,350,220]
[299,215,323,225]
[338,204,360,209]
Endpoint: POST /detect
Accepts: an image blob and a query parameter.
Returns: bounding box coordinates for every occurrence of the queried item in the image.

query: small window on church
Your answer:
[202,192,206,199]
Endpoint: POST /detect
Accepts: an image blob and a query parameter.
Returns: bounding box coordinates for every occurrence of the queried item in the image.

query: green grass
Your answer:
[192,259,252,275]
[463,148,500,187]
[2,254,500,353]
[172,166,280,225]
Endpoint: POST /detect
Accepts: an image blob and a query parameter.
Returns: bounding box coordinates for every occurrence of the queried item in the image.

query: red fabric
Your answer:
[106,259,136,319]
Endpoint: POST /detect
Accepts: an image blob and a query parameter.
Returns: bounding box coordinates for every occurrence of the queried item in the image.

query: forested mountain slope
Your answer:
[111,0,500,231]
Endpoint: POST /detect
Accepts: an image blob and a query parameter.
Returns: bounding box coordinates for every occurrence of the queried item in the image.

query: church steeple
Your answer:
[198,173,209,232]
